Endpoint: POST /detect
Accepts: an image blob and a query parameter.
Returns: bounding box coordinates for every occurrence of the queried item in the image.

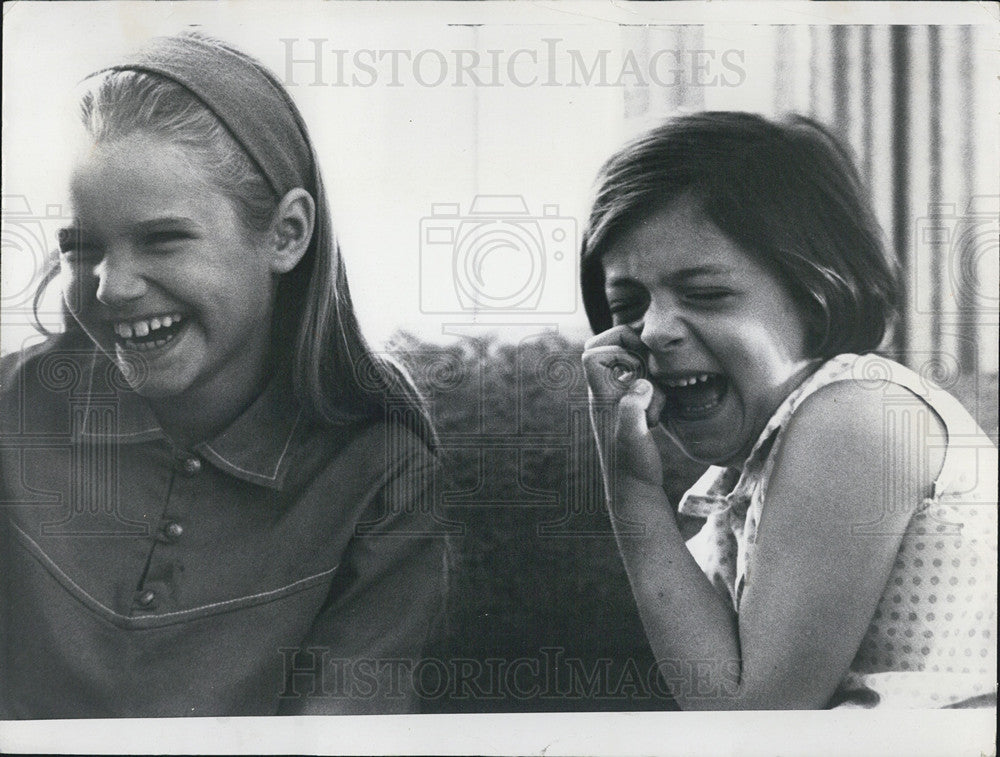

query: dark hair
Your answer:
[580,111,900,358]
[34,37,436,447]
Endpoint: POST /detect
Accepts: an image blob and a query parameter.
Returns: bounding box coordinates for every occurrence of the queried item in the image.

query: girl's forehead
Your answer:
[73,133,199,182]
[602,198,751,281]
[70,135,221,217]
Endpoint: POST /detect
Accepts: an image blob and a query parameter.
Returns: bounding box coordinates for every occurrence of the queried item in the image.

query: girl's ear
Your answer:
[268,188,315,274]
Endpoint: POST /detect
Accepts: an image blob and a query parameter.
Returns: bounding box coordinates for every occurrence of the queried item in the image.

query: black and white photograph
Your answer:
[1,2,997,755]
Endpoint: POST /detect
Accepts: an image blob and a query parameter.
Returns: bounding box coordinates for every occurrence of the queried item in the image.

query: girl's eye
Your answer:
[683,289,733,304]
[144,230,192,247]
[59,247,102,264]
[608,299,646,324]
[57,230,101,264]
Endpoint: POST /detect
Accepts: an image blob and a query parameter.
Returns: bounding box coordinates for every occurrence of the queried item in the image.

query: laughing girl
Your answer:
[581,112,997,709]
[0,33,445,717]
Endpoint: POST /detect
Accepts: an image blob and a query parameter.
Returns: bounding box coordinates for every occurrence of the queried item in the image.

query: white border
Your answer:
[1,711,997,756]
[2,2,997,755]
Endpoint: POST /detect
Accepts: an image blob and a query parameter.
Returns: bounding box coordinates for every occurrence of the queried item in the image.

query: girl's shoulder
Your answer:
[779,352,984,445]
[767,352,996,514]
[334,416,436,463]
[755,356,932,513]
[775,360,934,470]
[797,353,987,427]
[1,332,93,437]
[774,370,946,511]
[302,413,438,488]
[2,329,91,367]
[1,331,91,396]
[785,353,994,459]
[746,354,904,471]
[778,353,946,455]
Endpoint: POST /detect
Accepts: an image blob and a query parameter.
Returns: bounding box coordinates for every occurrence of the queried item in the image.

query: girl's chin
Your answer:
[665,418,751,468]
[105,320,195,388]
[669,423,756,468]
[119,371,194,400]
[673,440,744,468]
[109,353,191,399]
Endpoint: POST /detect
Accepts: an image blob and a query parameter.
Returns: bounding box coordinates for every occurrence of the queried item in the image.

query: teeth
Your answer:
[113,313,183,339]
[112,313,184,347]
[664,373,714,388]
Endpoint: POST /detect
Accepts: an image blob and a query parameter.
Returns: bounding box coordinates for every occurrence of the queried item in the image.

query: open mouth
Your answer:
[656,372,729,421]
[112,313,186,353]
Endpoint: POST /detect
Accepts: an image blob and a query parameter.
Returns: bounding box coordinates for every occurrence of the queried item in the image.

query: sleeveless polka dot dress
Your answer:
[680,353,998,708]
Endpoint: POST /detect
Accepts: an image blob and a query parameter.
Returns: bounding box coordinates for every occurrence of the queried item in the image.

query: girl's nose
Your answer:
[640,303,688,351]
[94,253,146,307]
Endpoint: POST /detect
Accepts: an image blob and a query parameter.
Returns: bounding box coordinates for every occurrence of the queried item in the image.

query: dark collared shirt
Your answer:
[0,334,447,717]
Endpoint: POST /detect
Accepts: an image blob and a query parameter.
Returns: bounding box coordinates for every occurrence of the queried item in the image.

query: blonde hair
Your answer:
[41,56,435,445]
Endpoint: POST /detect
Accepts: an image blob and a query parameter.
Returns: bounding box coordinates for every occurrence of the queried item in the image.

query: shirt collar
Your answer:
[193,384,302,490]
[77,348,302,490]
[676,434,775,520]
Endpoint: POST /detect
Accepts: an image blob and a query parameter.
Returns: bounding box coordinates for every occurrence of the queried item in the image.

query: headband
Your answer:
[95,33,314,199]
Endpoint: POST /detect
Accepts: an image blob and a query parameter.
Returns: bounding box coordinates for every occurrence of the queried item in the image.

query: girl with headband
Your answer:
[581,112,997,709]
[0,32,446,717]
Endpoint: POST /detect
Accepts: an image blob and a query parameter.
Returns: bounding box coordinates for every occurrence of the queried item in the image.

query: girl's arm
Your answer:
[602,375,944,709]
[277,445,448,715]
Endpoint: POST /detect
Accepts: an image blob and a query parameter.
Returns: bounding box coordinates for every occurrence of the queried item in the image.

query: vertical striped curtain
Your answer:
[622,25,998,384]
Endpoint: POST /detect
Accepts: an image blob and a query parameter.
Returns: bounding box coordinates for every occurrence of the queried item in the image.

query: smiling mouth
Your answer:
[112,313,186,352]
[656,373,729,421]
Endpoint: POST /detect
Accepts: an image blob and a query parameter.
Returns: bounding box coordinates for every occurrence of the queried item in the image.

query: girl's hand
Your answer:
[582,325,667,490]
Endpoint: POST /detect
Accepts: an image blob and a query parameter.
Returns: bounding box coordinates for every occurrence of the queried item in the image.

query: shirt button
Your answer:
[137,590,156,607]
[181,457,202,476]
[164,521,184,540]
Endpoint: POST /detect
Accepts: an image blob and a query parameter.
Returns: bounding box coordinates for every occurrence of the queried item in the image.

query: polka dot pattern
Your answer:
[847,499,997,706]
